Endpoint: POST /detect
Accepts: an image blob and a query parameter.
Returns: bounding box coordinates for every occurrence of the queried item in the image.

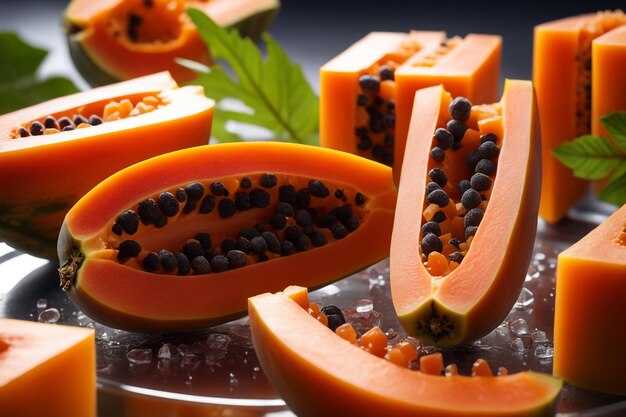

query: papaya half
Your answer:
[248,286,562,417]
[320,30,501,179]
[554,203,626,395]
[390,79,541,347]
[0,71,213,260]
[533,10,626,223]
[58,142,397,332]
[64,0,280,86]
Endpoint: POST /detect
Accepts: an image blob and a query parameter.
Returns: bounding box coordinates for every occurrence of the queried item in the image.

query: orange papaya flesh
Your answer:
[58,142,397,332]
[248,286,562,417]
[64,0,280,86]
[533,10,626,223]
[391,80,541,347]
[320,31,500,179]
[0,72,213,260]
[0,319,96,417]
[554,204,626,395]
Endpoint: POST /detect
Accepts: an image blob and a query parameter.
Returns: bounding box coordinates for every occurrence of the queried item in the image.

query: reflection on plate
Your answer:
[2,212,626,416]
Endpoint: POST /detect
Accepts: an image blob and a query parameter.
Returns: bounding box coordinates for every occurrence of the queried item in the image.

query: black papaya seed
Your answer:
[210,255,229,272]
[142,252,161,272]
[226,250,248,269]
[199,195,216,214]
[117,240,141,260]
[185,182,205,201]
[159,249,177,272]
[191,256,211,274]
[261,173,278,188]
[158,192,179,217]
[262,231,281,254]
[279,184,297,206]
[210,181,228,196]
[250,189,270,208]
[280,240,296,256]
[175,252,190,275]
[420,233,442,256]
[194,232,212,249]
[175,188,187,203]
[449,96,472,122]
[250,236,268,255]
[116,210,139,235]
[235,191,251,211]
[240,176,252,189]
[218,198,236,217]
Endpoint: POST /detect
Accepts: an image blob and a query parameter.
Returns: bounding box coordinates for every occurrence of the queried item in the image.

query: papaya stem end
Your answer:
[58,247,84,291]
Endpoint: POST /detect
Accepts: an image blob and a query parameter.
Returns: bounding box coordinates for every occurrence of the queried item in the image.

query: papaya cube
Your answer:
[554,204,626,395]
[0,319,96,417]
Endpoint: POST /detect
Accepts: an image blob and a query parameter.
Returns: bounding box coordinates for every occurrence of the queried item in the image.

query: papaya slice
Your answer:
[64,0,280,86]
[0,72,213,259]
[248,286,562,417]
[554,204,626,395]
[0,319,96,417]
[320,30,501,179]
[533,10,626,223]
[390,79,541,347]
[58,142,397,332]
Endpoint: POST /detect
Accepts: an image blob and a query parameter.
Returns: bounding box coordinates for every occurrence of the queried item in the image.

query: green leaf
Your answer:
[0,33,79,115]
[600,111,626,151]
[598,172,626,206]
[552,135,623,180]
[186,9,319,145]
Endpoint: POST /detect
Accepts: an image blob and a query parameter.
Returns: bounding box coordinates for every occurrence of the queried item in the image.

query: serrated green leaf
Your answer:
[598,172,626,206]
[186,9,319,145]
[552,135,623,180]
[601,112,626,152]
[0,33,78,115]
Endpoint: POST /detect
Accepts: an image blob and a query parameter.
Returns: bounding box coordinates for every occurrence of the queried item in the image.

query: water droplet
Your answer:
[515,288,534,309]
[36,298,47,309]
[534,345,554,359]
[207,333,231,351]
[38,308,60,323]
[531,330,548,344]
[508,318,529,336]
[253,366,260,372]
[355,299,373,313]
[229,372,239,389]
[126,348,152,364]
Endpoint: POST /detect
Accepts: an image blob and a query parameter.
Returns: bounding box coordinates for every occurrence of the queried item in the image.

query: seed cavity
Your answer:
[109,173,369,275]
[419,96,501,276]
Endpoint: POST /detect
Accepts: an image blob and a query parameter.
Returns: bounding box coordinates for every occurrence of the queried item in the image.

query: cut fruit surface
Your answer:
[320,30,500,179]
[533,10,626,223]
[0,72,213,259]
[390,80,541,346]
[0,319,96,417]
[64,0,280,85]
[58,142,397,332]
[249,286,562,417]
[554,203,626,395]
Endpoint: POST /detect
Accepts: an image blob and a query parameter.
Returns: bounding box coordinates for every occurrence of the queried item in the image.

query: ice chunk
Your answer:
[534,345,554,359]
[355,299,374,313]
[508,318,529,336]
[126,348,152,364]
[207,333,231,351]
[36,298,47,309]
[531,330,548,344]
[514,288,534,309]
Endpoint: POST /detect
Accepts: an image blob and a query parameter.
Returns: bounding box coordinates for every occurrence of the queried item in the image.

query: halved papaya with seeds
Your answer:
[64,0,280,86]
[0,72,213,259]
[248,286,562,417]
[58,142,397,332]
[320,30,500,175]
[390,79,541,347]
[533,10,626,223]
